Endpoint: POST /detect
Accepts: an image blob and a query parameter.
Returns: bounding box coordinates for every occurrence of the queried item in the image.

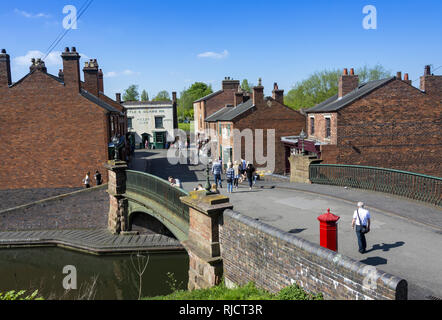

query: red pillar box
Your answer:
[317,209,340,252]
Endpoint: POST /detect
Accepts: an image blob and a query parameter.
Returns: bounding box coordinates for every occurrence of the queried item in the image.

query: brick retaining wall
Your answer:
[0,186,108,232]
[219,210,407,300]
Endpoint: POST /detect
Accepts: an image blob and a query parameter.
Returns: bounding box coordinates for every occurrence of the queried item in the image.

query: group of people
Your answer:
[212,158,257,193]
[82,171,103,189]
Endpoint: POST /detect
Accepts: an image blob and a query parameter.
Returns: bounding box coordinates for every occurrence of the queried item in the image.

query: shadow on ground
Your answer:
[359,256,388,266]
[367,241,405,253]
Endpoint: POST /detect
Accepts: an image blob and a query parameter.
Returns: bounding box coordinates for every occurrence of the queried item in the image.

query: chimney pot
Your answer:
[116,93,122,103]
[424,65,431,76]
[339,68,359,98]
[396,72,402,80]
[65,47,70,53]
[404,73,409,81]
[1,49,6,54]
[71,47,77,52]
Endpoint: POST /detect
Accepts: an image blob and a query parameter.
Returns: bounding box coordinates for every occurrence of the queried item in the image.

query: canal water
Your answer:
[0,247,189,300]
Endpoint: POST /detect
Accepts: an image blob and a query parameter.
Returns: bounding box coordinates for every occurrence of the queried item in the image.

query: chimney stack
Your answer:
[272,82,284,104]
[253,78,264,106]
[116,93,122,103]
[234,87,244,106]
[404,73,412,85]
[98,69,104,93]
[30,58,47,73]
[339,68,359,98]
[83,59,99,96]
[0,49,12,88]
[61,47,81,92]
[58,69,64,82]
[420,65,442,96]
[222,77,240,91]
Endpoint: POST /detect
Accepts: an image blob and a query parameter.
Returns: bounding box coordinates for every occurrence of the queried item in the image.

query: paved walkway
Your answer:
[134,149,442,300]
[0,229,183,255]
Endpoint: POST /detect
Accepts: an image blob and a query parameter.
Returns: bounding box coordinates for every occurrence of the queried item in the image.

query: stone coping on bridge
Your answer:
[0,229,184,255]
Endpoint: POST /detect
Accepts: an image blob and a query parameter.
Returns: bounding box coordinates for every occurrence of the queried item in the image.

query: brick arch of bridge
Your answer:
[126,197,189,243]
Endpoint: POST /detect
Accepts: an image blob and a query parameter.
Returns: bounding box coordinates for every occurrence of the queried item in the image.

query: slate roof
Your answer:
[80,89,121,113]
[194,90,223,103]
[305,77,396,113]
[205,99,255,122]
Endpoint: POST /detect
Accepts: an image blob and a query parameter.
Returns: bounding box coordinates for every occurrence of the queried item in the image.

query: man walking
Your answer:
[352,202,371,254]
[212,159,223,189]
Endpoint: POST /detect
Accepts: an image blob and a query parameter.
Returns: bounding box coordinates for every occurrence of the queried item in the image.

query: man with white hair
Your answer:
[352,202,371,254]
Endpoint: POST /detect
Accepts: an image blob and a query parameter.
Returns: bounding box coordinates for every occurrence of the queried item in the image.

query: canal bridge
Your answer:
[105,156,441,300]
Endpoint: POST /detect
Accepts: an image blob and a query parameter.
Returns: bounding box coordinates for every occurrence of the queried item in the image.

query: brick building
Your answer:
[205,81,305,174]
[0,47,127,190]
[282,67,442,177]
[193,77,240,138]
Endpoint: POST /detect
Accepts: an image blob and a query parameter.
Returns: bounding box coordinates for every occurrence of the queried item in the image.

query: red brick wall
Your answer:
[234,98,306,174]
[308,113,338,145]
[324,79,442,176]
[194,90,238,133]
[0,70,112,189]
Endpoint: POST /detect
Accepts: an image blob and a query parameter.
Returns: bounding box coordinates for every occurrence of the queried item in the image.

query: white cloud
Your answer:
[197,50,229,59]
[13,50,61,67]
[105,70,140,78]
[13,50,89,68]
[14,9,51,19]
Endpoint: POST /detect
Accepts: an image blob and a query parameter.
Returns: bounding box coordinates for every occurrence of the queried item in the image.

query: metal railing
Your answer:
[309,164,442,206]
[126,170,190,222]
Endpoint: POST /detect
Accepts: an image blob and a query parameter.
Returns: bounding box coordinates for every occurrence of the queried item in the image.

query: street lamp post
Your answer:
[112,136,120,161]
[205,157,212,192]
[299,129,306,155]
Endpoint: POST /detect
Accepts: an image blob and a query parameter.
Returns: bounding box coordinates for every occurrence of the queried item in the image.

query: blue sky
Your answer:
[1,0,441,98]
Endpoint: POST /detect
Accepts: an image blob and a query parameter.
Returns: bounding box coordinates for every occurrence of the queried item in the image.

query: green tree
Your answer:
[178,82,213,121]
[285,65,391,110]
[241,79,253,93]
[123,85,140,102]
[141,90,149,101]
[153,90,171,101]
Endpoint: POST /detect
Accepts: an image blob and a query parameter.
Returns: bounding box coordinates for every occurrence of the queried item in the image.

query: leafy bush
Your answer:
[0,290,43,300]
[145,281,322,301]
[277,284,323,300]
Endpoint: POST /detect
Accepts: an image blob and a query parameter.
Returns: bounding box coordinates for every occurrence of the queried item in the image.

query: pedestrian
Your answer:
[226,162,235,193]
[168,176,183,189]
[240,158,247,182]
[145,139,149,150]
[83,172,91,189]
[246,162,256,190]
[233,161,240,190]
[352,202,371,254]
[94,170,103,186]
[212,159,223,189]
